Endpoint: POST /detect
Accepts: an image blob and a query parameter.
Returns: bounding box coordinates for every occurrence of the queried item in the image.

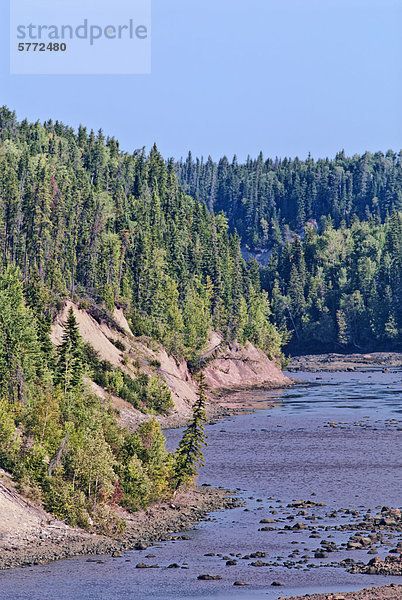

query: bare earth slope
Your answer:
[51,301,291,429]
[203,339,289,391]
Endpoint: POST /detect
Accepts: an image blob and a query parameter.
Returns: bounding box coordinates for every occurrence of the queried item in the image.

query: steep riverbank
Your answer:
[0,468,239,570]
[52,301,292,430]
[0,303,290,571]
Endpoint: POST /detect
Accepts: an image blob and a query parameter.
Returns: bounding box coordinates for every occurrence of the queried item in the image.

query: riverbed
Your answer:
[1,371,401,600]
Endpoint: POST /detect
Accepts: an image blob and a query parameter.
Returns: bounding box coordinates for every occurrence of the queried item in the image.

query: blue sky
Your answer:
[1,0,401,161]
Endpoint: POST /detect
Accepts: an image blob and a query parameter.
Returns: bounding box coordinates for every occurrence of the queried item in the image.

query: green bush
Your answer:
[149,358,161,369]
[108,337,126,352]
[42,475,90,527]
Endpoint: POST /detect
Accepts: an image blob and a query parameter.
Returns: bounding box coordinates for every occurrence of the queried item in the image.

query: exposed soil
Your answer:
[0,468,240,570]
[52,301,292,430]
[287,353,402,373]
[203,339,290,392]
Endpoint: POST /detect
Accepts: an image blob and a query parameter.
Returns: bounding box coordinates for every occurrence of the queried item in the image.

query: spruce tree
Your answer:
[173,372,207,490]
[56,307,83,394]
[24,268,54,369]
[0,266,39,403]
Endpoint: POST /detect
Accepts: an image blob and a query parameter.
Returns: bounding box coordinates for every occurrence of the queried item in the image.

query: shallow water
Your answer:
[1,371,401,600]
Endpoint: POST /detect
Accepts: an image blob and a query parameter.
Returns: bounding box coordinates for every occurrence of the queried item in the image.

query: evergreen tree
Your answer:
[173,372,207,490]
[0,266,39,403]
[55,307,83,393]
[24,268,54,369]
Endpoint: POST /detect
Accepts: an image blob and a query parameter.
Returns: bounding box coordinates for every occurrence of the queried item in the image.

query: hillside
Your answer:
[51,301,290,430]
[177,150,402,248]
[0,106,285,363]
[177,151,402,352]
[0,107,289,539]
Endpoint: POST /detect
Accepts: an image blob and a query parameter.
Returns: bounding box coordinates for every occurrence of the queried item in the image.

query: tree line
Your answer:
[0,106,283,360]
[177,150,401,249]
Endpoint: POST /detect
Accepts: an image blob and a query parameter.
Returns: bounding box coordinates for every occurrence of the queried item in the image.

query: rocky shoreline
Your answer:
[0,481,240,570]
[277,583,402,599]
[1,355,400,600]
[350,555,402,576]
[185,497,402,593]
[287,352,402,373]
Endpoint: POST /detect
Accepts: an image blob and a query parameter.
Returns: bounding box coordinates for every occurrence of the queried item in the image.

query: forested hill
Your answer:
[0,106,282,359]
[176,150,402,249]
[0,107,287,530]
[176,151,402,352]
[261,215,402,352]
[0,103,400,358]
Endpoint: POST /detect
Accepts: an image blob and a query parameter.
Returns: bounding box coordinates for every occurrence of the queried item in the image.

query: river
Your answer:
[1,370,401,600]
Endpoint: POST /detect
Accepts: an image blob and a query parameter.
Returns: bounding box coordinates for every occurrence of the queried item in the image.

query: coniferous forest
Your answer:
[177,151,402,352]
[0,105,400,532]
[0,107,281,528]
[0,107,281,358]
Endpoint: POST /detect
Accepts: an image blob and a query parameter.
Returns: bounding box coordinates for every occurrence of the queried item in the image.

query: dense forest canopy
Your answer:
[262,215,402,352]
[177,150,402,249]
[177,150,402,352]
[0,106,282,359]
[0,105,400,356]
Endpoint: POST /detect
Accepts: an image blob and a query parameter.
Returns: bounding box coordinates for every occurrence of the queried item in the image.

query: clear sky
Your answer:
[1,0,401,161]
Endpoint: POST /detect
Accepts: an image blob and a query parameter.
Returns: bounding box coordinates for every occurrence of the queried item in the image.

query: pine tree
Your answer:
[173,372,207,490]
